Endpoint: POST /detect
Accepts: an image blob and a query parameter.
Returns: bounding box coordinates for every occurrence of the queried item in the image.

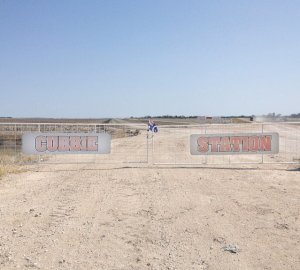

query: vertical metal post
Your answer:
[261,123,264,164]
[204,125,207,164]
[146,131,149,164]
[151,132,154,165]
[14,124,17,156]
[94,124,97,164]
[38,124,41,165]
[297,123,299,163]
[174,127,176,165]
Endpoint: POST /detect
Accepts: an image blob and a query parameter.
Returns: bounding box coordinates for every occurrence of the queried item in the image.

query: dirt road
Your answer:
[0,163,299,270]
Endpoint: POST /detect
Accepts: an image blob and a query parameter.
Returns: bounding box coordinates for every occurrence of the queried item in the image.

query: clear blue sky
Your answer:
[0,0,299,118]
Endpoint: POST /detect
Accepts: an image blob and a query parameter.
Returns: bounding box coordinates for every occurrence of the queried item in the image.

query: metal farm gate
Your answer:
[0,123,149,166]
[152,122,300,165]
[0,122,299,167]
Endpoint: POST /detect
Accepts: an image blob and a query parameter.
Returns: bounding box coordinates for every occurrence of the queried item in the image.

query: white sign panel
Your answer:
[22,133,111,155]
[190,133,279,155]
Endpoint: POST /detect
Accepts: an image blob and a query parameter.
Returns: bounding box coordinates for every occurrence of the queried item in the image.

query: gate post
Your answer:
[261,123,264,164]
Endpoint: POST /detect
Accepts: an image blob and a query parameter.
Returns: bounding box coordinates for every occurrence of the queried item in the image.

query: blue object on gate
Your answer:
[148,119,158,133]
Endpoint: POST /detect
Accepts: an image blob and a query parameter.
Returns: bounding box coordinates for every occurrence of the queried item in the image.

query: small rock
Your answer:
[213,237,225,244]
[222,244,240,253]
[275,222,289,230]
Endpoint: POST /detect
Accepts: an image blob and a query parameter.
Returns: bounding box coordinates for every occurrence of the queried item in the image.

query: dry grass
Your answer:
[0,150,36,179]
[0,150,21,179]
[0,164,19,178]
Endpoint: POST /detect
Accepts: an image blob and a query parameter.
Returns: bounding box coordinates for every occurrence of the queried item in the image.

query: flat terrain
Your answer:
[0,122,299,269]
[0,163,299,270]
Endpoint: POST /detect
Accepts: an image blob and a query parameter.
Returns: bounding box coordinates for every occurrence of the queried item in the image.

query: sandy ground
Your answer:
[0,163,299,270]
[0,123,299,269]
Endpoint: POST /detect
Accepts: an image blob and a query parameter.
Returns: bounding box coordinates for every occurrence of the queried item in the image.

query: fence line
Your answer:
[152,122,300,165]
[0,122,299,166]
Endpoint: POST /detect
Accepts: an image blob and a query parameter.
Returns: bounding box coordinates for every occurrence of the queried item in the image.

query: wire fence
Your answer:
[152,122,300,165]
[0,122,299,167]
[0,123,149,165]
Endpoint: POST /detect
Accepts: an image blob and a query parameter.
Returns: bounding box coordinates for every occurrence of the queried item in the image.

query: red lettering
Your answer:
[47,136,58,152]
[70,136,81,151]
[208,137,221,152]
[241,137,249,152]
[249,136,259,152]
[230,137,241,152]
[197,137,209,152]
[87,136,98,151]
[58,136,70,151]
[35,136,46,152]
[220,137,231,152]
[81,136,87,151]
[260,135,271,151]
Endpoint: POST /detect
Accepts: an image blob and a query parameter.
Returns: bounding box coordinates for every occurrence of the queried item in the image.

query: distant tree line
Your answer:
[290,113,300,118]
[131,113,300,119]
[262,113,300,118]
[139,115,198,119]
[136,115,253,119]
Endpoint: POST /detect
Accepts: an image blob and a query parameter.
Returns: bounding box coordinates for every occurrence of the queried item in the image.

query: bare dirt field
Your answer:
[0,162,299,270]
